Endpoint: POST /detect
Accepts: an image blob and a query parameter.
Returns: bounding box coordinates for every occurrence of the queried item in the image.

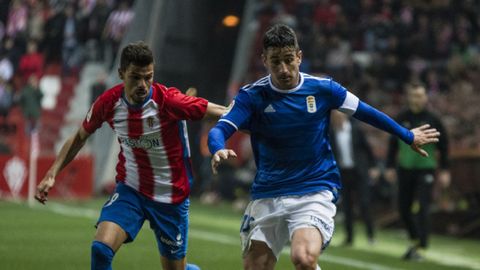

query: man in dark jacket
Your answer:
[330,110,376,246]
[386,83,450,260]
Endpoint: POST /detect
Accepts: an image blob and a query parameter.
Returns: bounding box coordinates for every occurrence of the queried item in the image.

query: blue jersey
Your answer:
[219,73,359,200]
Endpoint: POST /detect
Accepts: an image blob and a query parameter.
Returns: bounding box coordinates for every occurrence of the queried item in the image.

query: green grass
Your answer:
[0,199,479,270]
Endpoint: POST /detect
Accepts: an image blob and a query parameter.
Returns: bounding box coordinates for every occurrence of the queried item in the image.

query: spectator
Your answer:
[18,39,44,81]
[62,4,83,75]
[330,110,377,246]
[27,1,47,41]
[0,78,13,120]
[43,7,65,63]
[385,83,450,261]
[18,74,43,134]
[87,0,111,61]
[6,0,28,39]
[103,0,134,69]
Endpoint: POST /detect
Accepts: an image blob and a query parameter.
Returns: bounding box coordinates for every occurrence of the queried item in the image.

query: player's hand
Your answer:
[35,174,56,204]
[211,149,237,174]
[410,124,440,157]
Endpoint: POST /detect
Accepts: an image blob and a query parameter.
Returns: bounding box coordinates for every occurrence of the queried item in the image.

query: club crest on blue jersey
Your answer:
[306,96,317,113]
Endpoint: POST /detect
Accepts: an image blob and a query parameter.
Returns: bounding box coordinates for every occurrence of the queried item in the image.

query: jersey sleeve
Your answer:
[163,87,209,121]
[82,96,107,134]
[218,89,254,130]
[329,80,359,115]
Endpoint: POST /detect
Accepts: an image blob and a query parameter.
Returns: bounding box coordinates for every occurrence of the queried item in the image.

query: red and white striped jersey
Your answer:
[83,83,208,204]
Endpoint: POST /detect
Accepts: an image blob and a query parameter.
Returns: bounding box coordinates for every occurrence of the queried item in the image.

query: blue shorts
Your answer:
[97,182,189,260]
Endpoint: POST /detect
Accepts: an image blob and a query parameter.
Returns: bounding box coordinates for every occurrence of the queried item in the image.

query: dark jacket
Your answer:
[330,119,375,180]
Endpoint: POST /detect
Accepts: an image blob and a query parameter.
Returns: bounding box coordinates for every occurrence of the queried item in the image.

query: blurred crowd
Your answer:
[0,0,135,138]
[249,0,480,154]
[198,0,480,207]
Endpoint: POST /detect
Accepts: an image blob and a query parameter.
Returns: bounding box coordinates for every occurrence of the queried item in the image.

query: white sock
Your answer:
[316,265,321,270]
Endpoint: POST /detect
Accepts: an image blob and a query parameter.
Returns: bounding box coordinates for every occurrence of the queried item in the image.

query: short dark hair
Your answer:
[262,24,299,51]
[119,41,154,70]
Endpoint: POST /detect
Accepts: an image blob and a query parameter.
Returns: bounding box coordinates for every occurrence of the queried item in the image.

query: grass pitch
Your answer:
[0,198,479,270]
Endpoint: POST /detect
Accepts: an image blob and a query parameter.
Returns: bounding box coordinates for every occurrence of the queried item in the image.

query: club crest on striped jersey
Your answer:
[147,116,155,128]
[306,96,317,113]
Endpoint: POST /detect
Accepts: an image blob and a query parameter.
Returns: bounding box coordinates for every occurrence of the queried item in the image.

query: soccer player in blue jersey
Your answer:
[208,24,440,270]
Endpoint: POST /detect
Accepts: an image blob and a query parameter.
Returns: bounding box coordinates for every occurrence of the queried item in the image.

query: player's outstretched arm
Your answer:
[35,127,91,204]
[351,101,441,157]
[211,149,237,174]
[409,124,440,157]
[204,102,228,119]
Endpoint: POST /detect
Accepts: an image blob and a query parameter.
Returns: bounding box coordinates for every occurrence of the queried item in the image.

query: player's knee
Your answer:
[91,240,114,269]
[291,250,318,270]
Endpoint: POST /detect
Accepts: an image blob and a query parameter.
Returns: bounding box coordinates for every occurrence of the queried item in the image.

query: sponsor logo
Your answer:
[264,104,276,113]
[310,216,333,235]
[118,133,161,149]
[160,233,183,248]
[306,96,317,113]
[104,193,119,207]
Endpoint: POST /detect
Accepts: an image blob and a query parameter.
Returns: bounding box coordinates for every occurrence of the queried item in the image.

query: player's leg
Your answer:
[241,198,288,270]
[243,240,277,270]
[290,228,322,270]
[416,170,434,249]
[145,198,199,270]
[287,190,336,270]
[91,221,128,270]
[92,183,146,270]
[398,169,418,241]
[398,169,423,260]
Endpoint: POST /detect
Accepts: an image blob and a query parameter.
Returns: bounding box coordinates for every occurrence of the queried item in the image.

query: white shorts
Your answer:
[240,190,337,259]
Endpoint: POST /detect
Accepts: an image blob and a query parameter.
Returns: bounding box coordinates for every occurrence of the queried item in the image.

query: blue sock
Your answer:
[186,263,201,270]
[91,241,114,270]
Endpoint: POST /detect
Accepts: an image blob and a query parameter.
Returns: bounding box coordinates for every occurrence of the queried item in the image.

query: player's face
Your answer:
[263,47,302,90]
[407,87,428,113]
[119,63,154,105]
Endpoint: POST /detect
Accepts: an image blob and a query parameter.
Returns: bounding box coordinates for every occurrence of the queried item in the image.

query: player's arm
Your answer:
[35,127,91,204]
[330,81,439,157]
[204,102,228,119]
[184,87,228,119]
[352,101,439,157]
[208,90,252,174]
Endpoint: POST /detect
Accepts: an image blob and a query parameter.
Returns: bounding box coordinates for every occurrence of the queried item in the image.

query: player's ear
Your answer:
[297,50,303,64]
[262,53,267,67]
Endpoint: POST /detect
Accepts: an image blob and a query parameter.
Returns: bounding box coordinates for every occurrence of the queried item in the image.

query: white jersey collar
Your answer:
[269,72,304,93]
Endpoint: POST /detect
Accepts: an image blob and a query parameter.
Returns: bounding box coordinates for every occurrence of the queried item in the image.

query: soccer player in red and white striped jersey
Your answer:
[35,41,226,270]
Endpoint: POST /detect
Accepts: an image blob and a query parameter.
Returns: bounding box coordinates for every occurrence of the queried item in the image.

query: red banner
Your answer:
[0,155,94,199]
